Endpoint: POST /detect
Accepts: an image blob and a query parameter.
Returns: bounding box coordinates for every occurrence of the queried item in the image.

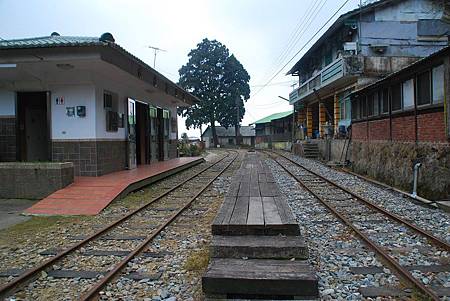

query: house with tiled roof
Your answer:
[0,32,197,176]
[201,126,255,148]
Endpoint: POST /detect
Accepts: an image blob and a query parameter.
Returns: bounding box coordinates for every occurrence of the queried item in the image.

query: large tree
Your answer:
[178,38,250,147]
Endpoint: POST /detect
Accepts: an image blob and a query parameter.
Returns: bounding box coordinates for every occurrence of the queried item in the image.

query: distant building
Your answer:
[0,33,197,176]
[253,111,293,150]
[201,126,255,148]
[287,0,450,140]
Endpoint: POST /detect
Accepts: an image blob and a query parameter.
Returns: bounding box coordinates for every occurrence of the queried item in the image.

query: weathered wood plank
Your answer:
[212,196,237,225]
[260,182,279,197]
[249,181,261,197]
[229,196,249,224]
[273,196,297,224]
[202,258,318,297]
[262,197,282,225]
[227,181,240,197]
[238,181,250,197]
[247,197,264,225]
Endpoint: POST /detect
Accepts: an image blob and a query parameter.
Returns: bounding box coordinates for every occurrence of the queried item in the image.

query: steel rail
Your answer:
[80,151,239,300]
[0,151,234,300]
[266,151,442,300]
[272,150,450,252]
[266,151,440,300]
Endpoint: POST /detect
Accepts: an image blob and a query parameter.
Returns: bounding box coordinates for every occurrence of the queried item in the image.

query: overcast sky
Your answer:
[1,0,360,137]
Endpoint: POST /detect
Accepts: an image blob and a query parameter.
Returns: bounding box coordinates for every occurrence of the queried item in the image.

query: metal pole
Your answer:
[235,96,240,146]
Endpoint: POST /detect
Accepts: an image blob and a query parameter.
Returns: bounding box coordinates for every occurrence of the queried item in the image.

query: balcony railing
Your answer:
[289,56,360,105]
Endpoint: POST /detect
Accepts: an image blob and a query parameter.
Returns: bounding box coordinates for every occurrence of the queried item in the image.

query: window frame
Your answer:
[391,83,402,112]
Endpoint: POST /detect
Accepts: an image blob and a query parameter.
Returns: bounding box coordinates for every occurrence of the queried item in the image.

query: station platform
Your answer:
[24,157,204,216]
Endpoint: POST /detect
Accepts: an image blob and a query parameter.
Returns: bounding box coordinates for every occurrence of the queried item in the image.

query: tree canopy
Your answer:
[178,38,250,146]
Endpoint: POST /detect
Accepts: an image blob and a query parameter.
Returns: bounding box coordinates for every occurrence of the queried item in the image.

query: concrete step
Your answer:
[202,258,319,298]
[210,235,308,259]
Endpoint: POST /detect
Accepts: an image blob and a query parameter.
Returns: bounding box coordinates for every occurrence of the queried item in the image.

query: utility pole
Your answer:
[147,45,167,68]
[235,95,241,147]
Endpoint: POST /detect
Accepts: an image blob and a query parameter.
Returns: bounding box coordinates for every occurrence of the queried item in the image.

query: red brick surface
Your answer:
[391,115,415,141]
[352,111,448,143]
[25,157,203,216]
[417,111,447,142]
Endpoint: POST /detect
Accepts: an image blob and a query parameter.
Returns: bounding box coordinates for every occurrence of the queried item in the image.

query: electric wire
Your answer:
[250,0,352,99]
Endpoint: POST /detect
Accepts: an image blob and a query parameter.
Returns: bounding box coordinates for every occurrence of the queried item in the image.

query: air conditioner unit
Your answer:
[344,42,357,52]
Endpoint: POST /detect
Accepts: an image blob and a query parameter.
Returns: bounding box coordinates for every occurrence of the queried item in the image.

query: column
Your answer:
[306,105,313,138]
[334,93,340,137]
[319,102,326,138]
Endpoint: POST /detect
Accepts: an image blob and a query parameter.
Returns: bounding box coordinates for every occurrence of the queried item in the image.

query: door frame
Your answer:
[15,91,51,161]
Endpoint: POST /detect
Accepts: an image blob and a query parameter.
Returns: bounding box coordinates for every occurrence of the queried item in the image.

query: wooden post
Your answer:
[306,106,313,138]
[319,102,326,138]
[334,93,340,137]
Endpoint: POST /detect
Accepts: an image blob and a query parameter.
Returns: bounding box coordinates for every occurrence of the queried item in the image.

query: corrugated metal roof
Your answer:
[0,35,105,49]
[253,111,292,124]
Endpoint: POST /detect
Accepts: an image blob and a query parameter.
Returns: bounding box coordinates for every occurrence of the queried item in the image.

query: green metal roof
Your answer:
[253,111,292,124]
[0,35,106,49]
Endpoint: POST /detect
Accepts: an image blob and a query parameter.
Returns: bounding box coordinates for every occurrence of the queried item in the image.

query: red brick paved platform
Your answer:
[24,157,204,216]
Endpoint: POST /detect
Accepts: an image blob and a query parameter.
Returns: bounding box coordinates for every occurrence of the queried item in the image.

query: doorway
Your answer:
[16,92,49,161]
[135,101,149,165]
[156,108,165,161]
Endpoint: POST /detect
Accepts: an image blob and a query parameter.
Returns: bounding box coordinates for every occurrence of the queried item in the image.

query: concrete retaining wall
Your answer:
[351,141,450,200]
[315,139,351,162]
[0,162,74,199]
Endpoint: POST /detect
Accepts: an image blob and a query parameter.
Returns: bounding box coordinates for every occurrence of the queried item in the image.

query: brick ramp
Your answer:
[203,153,318,299]
[24,157,204,216]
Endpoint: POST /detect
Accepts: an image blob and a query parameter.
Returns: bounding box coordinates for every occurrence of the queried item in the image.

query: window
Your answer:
[373,92,379,116]
[391,84,402,111]
[417,71,431,105]
[351,100,358,120]
[381,88,389,114]
[402,79,414,109]
[149,106,157,118]
[367,94,373,116]
[432,64,444,103]
[361,96,367,118]
[163,109,170,137]
[104,91,118,132]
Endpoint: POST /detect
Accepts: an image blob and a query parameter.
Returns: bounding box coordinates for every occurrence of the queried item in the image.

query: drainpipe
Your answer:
[411,162,422,198]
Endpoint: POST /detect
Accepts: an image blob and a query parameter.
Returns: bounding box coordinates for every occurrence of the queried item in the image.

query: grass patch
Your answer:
[0,216,85,245]
[184,248,210,272]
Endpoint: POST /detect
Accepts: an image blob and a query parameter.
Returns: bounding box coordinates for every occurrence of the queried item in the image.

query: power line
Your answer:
[251,0,351,99]
[256,0,320,84]
[250,80,297,88]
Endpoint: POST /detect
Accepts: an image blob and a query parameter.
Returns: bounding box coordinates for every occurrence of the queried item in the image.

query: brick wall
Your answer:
[352,111,448,143]
[52,140,126,176]
[0,162,74,199]
[417,111,447,142]
[352,122,368,140]
[97,140,126,176]
[368,119,390,141]
[0,117,16,161]
[391,115,415,141]
[168,140,178,159]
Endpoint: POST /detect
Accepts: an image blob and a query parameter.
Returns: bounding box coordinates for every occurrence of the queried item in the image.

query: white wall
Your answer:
[51,84,96,139]
[94,86,126,140]
[0,91,15,116]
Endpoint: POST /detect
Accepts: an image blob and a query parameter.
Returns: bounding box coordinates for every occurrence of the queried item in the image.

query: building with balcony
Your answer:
[287,0,450,141]
[253,111,293,149]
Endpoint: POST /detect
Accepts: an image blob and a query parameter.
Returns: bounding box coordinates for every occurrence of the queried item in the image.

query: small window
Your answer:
[381,88,389,114]
[417,71,431,105]
[367,94,374,116]
[391,84,402,111]
[432,64,444,103]
[373,92,379,116]
[149,106,157,118]
[361,96,367,118]
[402,79,414,109]
[104,91,118,132]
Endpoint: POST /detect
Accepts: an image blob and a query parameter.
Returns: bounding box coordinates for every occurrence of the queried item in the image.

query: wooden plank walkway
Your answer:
[203,152,318,299]
[24,157,204,216]
[212,153,299,236]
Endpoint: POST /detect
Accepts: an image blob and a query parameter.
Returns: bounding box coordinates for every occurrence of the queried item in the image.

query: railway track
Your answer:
[265,150,450,300]
[0,150,238,300]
